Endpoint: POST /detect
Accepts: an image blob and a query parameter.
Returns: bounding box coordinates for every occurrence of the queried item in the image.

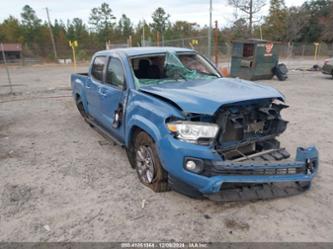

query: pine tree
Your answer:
[264,0,288,41]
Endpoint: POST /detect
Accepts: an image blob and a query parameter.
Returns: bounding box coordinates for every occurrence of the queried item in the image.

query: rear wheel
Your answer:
[76,99,88,119]
[76,98,94,127]
[132,131,169,192]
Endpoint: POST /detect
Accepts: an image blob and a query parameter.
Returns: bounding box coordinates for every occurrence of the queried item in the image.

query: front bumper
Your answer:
[206,181,312,202]
[158,136,319,196]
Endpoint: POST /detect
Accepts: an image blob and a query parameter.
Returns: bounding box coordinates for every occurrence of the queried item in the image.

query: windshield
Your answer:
[130,52,221,88]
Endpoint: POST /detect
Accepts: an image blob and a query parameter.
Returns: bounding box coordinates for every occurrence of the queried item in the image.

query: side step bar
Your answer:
[84,116,125,147]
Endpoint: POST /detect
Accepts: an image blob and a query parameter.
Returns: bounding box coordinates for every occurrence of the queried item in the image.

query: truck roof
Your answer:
[95,46,195,57]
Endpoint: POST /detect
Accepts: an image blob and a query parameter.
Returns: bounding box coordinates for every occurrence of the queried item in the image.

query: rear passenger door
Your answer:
[86,56,107,122]
[99,56,127,142]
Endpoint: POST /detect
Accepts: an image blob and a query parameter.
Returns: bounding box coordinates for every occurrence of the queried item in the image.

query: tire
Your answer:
[76,99,94,127]
[132,131,169,192]
[126,148,136,169]
[76,99,88,119]
[296,181,311,191]
[273,63,288,81]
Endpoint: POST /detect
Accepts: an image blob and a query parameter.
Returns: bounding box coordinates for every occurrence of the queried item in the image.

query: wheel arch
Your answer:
[75,93,81,102]
[125,123,160,170]
[126,122,160,148]
[127,125,144,149]
[74,89,89,114]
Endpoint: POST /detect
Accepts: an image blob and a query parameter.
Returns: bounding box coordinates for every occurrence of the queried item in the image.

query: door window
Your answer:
[91,56,107,81]
[106,58,125,88]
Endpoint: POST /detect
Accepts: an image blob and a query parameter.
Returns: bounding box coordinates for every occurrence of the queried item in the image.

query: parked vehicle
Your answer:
[322,58,333,78]
[71,47,319,201]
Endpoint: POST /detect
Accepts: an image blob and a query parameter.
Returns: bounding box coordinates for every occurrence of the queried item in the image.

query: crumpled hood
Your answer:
[140,77,284,115]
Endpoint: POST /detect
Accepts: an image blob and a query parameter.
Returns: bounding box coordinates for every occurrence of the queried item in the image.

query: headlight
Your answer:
[166,121,219,144]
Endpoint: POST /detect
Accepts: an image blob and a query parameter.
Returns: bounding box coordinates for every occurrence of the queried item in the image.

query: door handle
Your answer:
[99,87,108,96]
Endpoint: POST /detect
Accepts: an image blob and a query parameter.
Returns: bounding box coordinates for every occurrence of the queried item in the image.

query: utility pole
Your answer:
[142,21,146,47]
[249,0,253,36]
[208,0,212,59]
[259,25,263,40]
[128,35,132,47]
[45,7,58,59]
[214,20,219,67]
[156,32,160,47]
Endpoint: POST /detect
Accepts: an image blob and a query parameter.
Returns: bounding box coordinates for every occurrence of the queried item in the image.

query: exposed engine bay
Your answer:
[214,99,289,161]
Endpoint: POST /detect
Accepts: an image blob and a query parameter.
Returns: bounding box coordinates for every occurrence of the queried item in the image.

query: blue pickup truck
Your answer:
[71,47,318,201]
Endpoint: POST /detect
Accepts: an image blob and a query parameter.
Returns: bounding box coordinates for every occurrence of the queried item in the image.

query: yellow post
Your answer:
[318,42,321,58]
[314,42,319,61]
[191,39,199,46]
[69,40,78,71]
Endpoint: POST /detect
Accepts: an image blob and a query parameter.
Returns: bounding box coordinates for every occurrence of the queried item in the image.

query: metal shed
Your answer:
[230,39,278,81]
[0,43,22,61]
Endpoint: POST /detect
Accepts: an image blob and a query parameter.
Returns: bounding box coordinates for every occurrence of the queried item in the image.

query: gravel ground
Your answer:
[0,63,332,242]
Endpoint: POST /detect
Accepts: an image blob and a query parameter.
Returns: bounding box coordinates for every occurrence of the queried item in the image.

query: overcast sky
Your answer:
[1,0,306,27]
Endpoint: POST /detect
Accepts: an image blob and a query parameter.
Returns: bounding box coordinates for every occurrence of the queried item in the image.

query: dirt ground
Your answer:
[0,62,332,242]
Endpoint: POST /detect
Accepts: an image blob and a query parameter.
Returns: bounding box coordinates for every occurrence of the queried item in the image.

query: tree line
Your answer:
[0,0,332,60]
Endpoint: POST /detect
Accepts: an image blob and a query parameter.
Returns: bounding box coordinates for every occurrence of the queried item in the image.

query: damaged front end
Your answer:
[179,98,319,201]
[214,98,289,159]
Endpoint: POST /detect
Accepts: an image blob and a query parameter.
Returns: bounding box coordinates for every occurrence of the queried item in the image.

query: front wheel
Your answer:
[132,131,169,192]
